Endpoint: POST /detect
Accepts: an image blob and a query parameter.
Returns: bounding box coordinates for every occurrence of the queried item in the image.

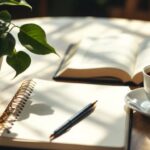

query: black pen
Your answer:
[49,100,98,141]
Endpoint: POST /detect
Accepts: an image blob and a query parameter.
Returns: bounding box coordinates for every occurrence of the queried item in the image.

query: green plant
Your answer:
[0,0,57,77]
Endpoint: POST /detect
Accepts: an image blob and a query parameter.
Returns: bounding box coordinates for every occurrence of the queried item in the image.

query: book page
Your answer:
[67,33,141,78]
[2,79,130,149]
[133,37,150,76]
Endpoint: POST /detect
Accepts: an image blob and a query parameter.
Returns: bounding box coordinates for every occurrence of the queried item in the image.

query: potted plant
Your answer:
[0,0,57,77]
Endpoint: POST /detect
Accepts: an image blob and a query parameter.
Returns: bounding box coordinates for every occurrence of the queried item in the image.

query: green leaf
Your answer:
[0,33,15,57]
[18,23,56,55]
[0,0,32,9]
[0,10,11,22]
[6,51,31,77]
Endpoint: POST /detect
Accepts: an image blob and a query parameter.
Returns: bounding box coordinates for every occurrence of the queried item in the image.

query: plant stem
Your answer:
[7,22,20,33]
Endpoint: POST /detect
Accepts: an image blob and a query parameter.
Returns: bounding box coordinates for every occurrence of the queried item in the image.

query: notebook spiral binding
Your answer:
[0,79,36,134]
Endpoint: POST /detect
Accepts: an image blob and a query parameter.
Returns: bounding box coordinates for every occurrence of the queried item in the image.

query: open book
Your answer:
[0,79,130,150]
[54,33,150,85]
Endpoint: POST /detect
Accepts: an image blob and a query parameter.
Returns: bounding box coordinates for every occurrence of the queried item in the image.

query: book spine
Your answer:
[0,80,36,134]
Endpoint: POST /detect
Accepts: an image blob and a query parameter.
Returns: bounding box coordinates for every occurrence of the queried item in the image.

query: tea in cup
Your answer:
[143,65,150,99]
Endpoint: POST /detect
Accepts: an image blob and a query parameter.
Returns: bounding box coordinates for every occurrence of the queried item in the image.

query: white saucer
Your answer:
[125,88,150,117]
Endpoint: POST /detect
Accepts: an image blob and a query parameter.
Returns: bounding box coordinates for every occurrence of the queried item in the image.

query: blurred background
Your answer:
[0,0,150,20]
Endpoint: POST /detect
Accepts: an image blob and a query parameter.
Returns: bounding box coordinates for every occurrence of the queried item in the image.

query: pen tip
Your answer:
[49,134,55,142]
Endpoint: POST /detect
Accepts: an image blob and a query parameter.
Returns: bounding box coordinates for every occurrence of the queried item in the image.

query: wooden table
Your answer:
[129,110,150,150]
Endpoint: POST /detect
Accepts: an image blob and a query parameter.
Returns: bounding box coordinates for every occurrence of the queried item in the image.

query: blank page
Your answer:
[3,79,130,149]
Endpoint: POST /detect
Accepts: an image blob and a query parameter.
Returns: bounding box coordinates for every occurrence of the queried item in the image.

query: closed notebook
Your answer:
[0,79,130,150]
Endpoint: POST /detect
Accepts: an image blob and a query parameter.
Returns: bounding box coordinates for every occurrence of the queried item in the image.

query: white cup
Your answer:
[143,65,150,99]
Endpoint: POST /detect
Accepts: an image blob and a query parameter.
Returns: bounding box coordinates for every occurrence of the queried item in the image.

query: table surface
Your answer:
[0,17,150,150]
[129,110,150,150]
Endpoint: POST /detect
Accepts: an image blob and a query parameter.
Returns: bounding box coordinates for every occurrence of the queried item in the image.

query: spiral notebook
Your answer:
[0,79,130,150]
